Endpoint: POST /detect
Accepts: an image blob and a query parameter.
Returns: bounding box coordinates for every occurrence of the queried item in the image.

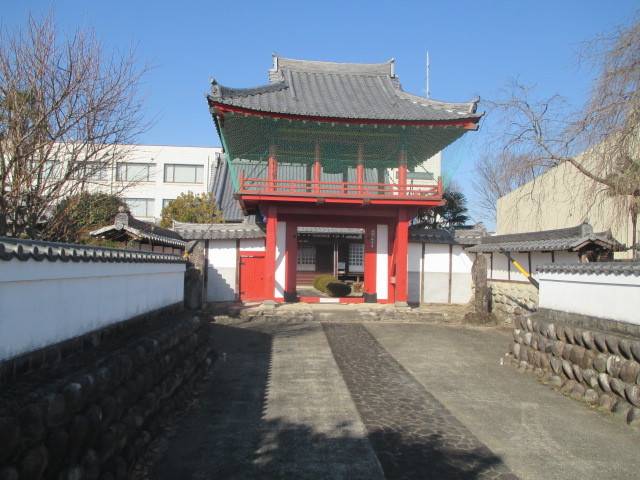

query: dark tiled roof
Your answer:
[208,55,481,123]
[299,227,364,235]
[211,155,260,222]
[90,210,186,248]
[0,237,186,263]
[409,224,487,245]
[174,222,266,240]
[466,222,625,253]
[537,262,640,276]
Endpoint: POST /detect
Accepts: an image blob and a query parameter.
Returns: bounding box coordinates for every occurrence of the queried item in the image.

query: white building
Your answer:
[93,144,222,222]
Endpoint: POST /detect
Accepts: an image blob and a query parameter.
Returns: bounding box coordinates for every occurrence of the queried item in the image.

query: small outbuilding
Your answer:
[90,208,186,255]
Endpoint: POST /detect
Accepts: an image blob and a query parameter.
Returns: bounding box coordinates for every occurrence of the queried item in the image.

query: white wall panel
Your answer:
[275,221,287,298]
[206,240,236,301]
[1,259,184,362]
[376,224,389,300]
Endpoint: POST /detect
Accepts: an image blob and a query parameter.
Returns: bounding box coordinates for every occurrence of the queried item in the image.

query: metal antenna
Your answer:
[426,51,430,99]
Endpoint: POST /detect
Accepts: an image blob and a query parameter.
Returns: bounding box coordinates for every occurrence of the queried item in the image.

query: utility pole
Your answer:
[425,51,430,99]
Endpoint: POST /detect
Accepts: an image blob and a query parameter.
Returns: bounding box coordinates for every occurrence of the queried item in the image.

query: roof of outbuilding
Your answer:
[0,237,185,263]
[90,209,186,248]
[174,222,266,240]
[465,222,624,253]
[409,224,488,245]
[536,262,640,276]
[207,55,482,123]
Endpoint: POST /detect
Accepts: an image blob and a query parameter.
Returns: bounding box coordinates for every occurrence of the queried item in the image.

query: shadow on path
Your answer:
[146,320,517,479]
[145,323,272,479]
[146,321,379,479]
[323,323,519,480]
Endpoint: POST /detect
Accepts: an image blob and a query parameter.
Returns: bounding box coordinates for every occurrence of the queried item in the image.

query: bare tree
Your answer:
[472,151,544,222]
[0,12,151,239]
[478,14,639,256]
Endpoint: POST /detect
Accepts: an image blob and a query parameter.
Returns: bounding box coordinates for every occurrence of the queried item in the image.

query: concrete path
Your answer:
[145,316,640,480]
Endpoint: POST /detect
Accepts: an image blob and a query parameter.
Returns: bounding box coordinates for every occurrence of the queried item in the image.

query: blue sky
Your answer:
[4,1,639,227]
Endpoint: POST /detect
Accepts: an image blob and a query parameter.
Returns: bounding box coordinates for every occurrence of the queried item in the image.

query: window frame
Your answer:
[124,198,156,217]
[163,163,204,184]
[116,162,155,182]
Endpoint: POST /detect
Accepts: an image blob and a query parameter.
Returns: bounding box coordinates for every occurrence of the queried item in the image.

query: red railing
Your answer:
[237,173,442,200]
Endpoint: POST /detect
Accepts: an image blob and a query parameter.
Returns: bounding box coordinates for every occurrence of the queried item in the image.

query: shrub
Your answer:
[325,282,352,297]
[313,274,336,290]
[315,276,338,293]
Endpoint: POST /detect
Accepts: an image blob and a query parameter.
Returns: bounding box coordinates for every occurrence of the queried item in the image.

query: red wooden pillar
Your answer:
[268,145,278,191]
[398,150,407,195]
[394,207,410,304]
[356,143,365,195]
[314,142,321,193]
[363,224,377,303]
[284,220,298,302]
[264,204,277,301]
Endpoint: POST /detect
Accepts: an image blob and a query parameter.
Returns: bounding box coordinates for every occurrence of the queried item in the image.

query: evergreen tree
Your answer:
[160,192,223,228]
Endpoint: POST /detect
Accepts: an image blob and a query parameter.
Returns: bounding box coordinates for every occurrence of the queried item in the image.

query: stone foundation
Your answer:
[489,281,538,320]
[505,313,640,427]
[0,312,214,479]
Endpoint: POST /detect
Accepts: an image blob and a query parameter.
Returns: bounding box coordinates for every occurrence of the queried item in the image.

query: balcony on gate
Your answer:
[235,172,443,205]
[229,138,445,211]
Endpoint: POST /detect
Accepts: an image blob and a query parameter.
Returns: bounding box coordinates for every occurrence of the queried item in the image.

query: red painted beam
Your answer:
[263,205,278,300]
[394,207,411,304]
[273,204,404,218]
[268,145,278,192]
[238,195,441,208]
[398,150,407,195]
[211,101,481,129]
[284,220,298,302]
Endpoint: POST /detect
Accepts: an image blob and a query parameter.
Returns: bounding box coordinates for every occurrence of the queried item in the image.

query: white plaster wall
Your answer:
[530,252,553,279]
[239,239,265,251]
[451,246,473,273]
[0,259,184,362]
[538,270,640,324]
[424,244,450,272]
[376,224,389,300]
[491,253,510,280]
[554,251,580,264]
[275,221,287,298]
[206,240,237,301]
[423,243,449,303]
[451,246,473,303]
[509,252,530,282]
[407,242,422,304]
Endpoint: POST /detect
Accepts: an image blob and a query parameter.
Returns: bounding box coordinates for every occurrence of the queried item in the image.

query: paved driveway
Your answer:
[145,317,640,480]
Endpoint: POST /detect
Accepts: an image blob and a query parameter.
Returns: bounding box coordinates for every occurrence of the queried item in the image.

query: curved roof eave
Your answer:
[206,56,483,124]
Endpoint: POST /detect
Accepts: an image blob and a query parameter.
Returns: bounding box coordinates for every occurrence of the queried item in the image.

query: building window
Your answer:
[42,161,62,179]
[349,243,364,273]
[116,162,155,182]
[88,164,109,180]
[162,199,175,210]
[125,198,155,217]
[164,164,204,183]
[297,246,316,271]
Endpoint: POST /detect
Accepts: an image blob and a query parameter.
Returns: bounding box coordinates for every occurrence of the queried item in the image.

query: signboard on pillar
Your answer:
[364,226,377,302]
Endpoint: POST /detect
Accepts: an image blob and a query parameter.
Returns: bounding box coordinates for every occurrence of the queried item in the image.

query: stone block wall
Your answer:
[489,281,538,320]
[505,314,640,427]
[0,313,213,480]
